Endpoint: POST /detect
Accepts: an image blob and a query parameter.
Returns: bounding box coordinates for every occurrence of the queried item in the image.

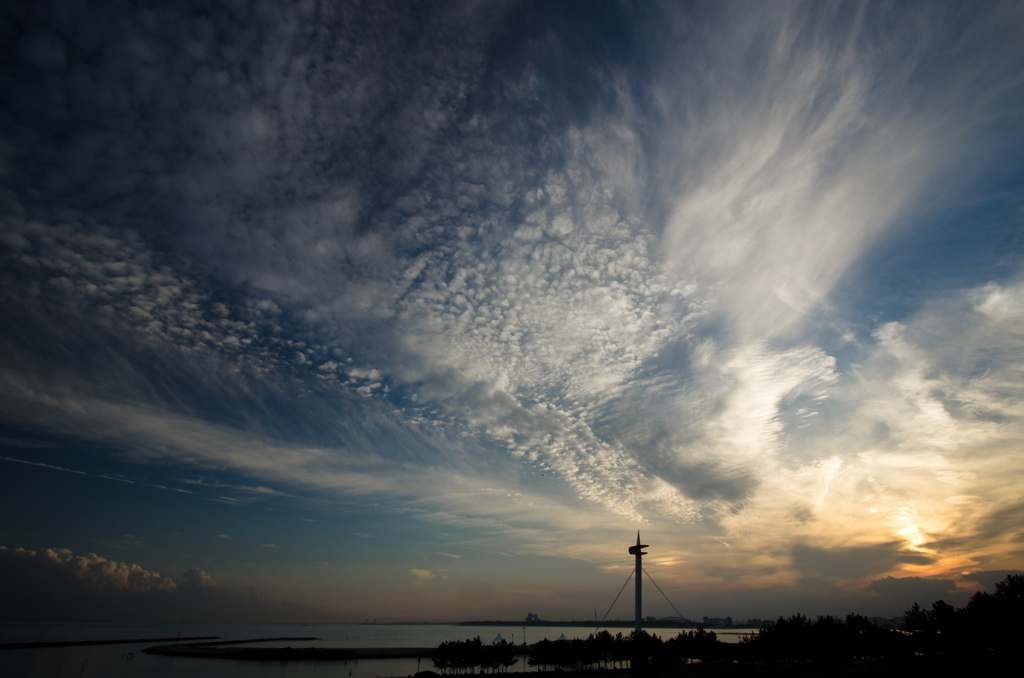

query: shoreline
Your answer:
[143,644,444,660]
[0,636,219,650]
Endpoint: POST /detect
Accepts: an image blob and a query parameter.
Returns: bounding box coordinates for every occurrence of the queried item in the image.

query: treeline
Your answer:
[528,629,720,671]
[432,575,1022,672]
[432,637,517,674]
[738,613,905,661]
[901,573,1022,655]
[739,574,1023,661]
[431,629,720,674]
[527,623,895,669]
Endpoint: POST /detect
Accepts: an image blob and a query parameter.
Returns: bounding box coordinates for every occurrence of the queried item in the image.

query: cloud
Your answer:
[0,545,325,623]
[698,275,1024,591]
[870,575,956,599]
[1,3,1017,531]
[180,568,216,589]
[869,576,959,611]
[793,542,933,579]
[410,569,436,584]
[0,1,1022,621]
[964,570,1024,593]
[0,455,193,494]
[0,545,175,594]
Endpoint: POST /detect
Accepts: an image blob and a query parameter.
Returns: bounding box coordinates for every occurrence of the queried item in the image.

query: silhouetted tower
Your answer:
[628,532,648,634]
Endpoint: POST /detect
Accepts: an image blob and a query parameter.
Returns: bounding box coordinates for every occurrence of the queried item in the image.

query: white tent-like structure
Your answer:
[491,634,504,644]
[555,633,569,641]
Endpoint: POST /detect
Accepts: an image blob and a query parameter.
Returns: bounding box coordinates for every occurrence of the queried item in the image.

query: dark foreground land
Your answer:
[624,656,1005,678]
[139,644,1007,678]
[548,657,1003,678]
[141,641,1005,678]
[426,657,1006,678]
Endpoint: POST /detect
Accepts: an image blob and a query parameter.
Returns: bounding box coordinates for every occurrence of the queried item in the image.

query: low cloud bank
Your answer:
[966,570,1024,592]
[0,546,176,594]
[0,546,325,623]
[869,575,967,612]
[870,576,957,600]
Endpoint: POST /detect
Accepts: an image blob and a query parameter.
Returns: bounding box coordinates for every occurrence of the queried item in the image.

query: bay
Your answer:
[0,622,758,678]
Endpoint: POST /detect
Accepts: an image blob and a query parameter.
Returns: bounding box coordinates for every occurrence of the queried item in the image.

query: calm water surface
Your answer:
[0,622,758,678]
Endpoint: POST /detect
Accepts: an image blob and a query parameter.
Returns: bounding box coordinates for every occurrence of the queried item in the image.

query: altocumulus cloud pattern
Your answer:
[1,0,1023,621]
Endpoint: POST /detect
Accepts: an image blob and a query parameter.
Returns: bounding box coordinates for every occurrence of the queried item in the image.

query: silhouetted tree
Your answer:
[666,628,719,663]
[526,639,555,671]
[903,573,1024,656]
[480,639,516,673]
[742,613,813,660]
[740,613,907,662]
[432,637,490,675]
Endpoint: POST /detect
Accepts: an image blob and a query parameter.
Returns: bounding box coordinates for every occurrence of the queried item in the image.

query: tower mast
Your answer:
[628,531,648,634]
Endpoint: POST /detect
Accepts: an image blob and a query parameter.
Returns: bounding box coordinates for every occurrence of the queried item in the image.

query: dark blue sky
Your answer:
[1,0,1022,623]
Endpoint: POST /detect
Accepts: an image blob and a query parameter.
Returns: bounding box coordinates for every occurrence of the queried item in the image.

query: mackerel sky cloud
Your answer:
[1,1,1022,622]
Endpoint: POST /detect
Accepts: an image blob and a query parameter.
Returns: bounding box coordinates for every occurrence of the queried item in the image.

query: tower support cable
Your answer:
[642,567,686,621]
[593,568,634,636]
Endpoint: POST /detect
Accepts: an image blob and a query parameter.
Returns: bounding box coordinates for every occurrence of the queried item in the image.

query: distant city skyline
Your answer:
[1,1,1023,624]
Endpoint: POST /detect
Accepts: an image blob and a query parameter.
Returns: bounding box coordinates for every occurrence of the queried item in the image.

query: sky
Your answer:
[1,0,1023,625]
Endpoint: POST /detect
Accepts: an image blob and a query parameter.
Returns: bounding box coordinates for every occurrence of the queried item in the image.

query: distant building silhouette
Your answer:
[525,612,539,622]
[702,616,732,626]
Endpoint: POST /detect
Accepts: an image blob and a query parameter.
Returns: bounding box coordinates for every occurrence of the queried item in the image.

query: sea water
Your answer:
[0,622,758,678]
